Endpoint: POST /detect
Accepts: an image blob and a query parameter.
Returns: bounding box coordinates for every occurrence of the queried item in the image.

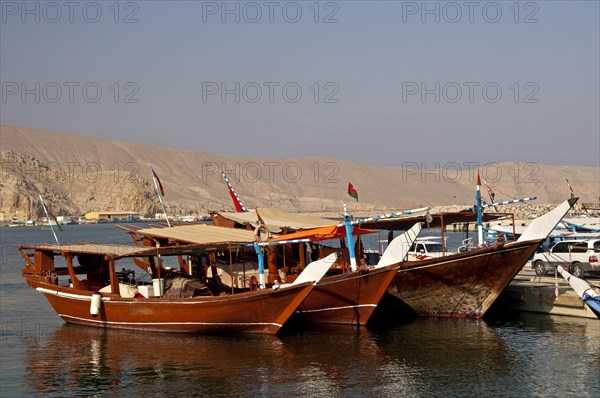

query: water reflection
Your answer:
[276,325,422,397]
[25,324,423,397]
[374,317,513,395]
[488,311,600,397]
[26,325,286,397]
[19,314,600,397]
[9,224,600,397]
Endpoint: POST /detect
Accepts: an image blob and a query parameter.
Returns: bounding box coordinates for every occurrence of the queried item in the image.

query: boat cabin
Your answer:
[120,221,378,291]
[18,242,255,299]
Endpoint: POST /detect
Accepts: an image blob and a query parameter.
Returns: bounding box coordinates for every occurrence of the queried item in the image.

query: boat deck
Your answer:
[498,264,600,319]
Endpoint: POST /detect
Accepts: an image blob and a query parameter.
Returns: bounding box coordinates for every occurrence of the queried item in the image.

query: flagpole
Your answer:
[566,177,575,199]
[149,164,171,227]
[252,242,266,289]
[465,197,537,212]
[253,209,268,288]
[39,194,60,245]
[476,170,483,246]
[348,207,430,225]
[343,203,358,272]
[156,190,171,228]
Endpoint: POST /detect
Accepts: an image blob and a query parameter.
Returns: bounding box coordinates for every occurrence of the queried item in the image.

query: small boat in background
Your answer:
[560,216,600,233]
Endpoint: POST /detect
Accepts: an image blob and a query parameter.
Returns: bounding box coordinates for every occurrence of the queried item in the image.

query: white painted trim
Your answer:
[37,287,111,302]
[59,314,281,328]
[299,303,376,314]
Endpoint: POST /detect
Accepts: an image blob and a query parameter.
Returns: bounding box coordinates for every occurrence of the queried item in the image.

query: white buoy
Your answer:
[90,291,102,317]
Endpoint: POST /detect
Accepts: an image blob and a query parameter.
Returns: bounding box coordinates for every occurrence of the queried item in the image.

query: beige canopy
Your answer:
[19,243,165,259]
[215,208,334,232]
[137,223,258,246]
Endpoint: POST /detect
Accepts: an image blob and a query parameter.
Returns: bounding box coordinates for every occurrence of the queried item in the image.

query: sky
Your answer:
[1,0,599,167]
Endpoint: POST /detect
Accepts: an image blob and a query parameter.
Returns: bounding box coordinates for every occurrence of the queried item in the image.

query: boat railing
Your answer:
[458,238,477,252]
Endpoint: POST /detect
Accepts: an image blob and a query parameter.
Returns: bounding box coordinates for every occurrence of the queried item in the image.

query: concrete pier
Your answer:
[498,265,599,319]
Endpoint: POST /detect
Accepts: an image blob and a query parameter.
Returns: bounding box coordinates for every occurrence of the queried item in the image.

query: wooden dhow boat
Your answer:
[268,222,423,325]
[213,172,578,319]
[376,199,578,318]
[125,220,424,326]
[19,238,334,334]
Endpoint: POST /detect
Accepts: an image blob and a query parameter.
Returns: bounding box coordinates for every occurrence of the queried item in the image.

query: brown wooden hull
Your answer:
[298,265,399,326]
[387,240,544,318]
[26,277,314,334]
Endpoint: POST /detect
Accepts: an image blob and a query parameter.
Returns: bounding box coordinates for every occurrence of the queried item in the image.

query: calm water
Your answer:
[1,224,599,397]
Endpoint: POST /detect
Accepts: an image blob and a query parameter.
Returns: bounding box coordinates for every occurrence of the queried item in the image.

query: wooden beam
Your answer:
[107,257,120,296]
[65,254,87,291]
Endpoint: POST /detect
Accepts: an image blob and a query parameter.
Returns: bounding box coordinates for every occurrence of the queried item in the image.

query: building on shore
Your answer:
[84,211,139,222]
[0,210,30,224]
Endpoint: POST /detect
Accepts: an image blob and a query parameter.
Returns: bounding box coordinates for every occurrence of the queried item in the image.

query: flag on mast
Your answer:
[565,177,575,199]
[150,165,165,196]
[482,178,495,203]
[222,172,247,212]
[39,195,63,232]
[348,182,358,201]
[482,177,497,211]
[148,164,171,227]
[39,194,61,245]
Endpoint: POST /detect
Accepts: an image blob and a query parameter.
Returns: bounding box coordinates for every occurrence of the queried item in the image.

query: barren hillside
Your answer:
[1,125,598,219]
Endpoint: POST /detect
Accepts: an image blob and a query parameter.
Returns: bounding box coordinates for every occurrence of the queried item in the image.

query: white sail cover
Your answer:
[517,198,577,242]
[287,253,338,286]
[375,223,422,268]
[557,266,599,299]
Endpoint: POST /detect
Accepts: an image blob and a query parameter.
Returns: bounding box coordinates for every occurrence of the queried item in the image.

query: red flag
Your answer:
[228,187,244,212]
[477,170,481,186]
[40,197,63,232]
[348,182,358,201]
[150,166,165,196]
[482,178,495,202]
[223,172,246,212]
[44,204,62,231]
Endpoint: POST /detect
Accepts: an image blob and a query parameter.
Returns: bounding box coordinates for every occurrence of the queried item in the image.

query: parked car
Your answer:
[406,238,453,261]
[531,239,600,278]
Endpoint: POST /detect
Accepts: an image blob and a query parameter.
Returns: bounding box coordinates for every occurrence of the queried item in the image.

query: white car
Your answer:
[406,238,453,261]
[531,239,600,278]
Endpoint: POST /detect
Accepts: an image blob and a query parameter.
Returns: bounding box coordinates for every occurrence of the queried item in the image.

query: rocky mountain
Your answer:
[1,150,157,219]
[1,125,598,220]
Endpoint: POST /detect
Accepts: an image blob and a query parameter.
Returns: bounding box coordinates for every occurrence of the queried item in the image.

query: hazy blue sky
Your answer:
[1,1,599,167]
